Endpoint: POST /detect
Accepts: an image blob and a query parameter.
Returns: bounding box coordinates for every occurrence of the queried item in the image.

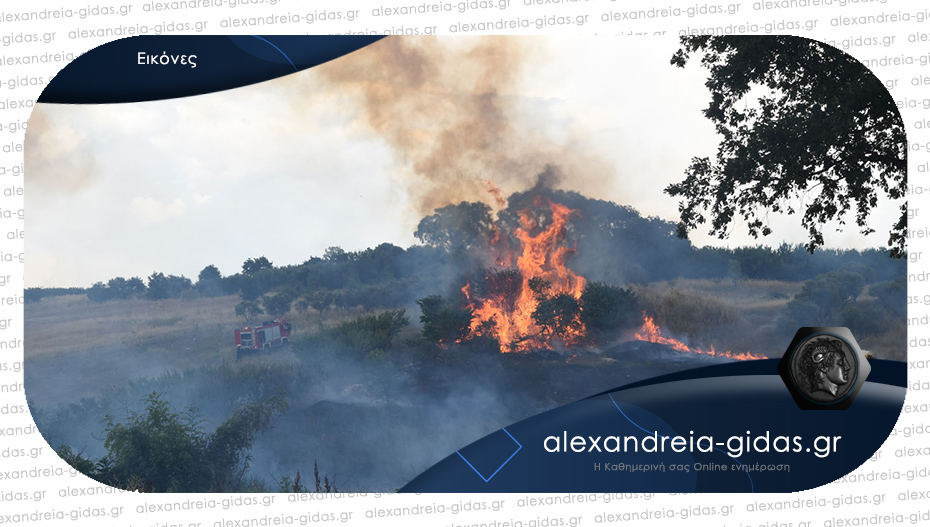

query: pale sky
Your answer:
[26,37,902,288]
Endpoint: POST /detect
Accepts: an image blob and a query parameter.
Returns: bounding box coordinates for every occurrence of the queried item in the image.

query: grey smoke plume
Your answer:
[303,37,615,215]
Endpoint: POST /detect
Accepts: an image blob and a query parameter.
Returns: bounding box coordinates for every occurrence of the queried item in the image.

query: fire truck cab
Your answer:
[236,319,292,359]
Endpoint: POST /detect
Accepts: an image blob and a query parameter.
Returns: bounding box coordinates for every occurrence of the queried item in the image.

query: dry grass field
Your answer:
[26,275,904,365]
[23,293,413,406]
[632,278,803,355]
[26,273,904,367]
[25,294,242,361]
[634,278,903,360]
[25,294,248,405]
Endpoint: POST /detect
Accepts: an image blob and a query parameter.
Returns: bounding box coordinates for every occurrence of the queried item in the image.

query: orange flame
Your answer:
[455,198,762,360]
[634,313,765,361]
[464,199,586,352]
[480,178,507,209]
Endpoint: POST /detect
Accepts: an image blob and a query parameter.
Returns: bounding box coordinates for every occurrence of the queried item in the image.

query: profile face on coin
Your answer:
[778,327,870,410]
[789,335,858,403]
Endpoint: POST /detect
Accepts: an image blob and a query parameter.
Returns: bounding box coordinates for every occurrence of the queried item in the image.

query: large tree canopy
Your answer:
[666,36,907,258]
[414,201,495,253]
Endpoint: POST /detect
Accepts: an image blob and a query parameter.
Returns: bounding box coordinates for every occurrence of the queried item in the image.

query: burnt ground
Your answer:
[27,336,760,492]
[246,341,751,491]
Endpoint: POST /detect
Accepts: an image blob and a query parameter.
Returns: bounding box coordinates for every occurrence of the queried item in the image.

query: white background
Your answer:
[1,0,927,526]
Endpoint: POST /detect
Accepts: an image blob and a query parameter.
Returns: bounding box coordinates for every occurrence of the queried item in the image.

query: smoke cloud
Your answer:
[302,37,615,216]
[25,105,97,193]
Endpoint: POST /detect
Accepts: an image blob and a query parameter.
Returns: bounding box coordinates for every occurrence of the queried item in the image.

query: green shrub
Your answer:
[328,310,409,354]
[579,282,640,340]
[532,293,581,342]
[417,295,474,345]
[56,392,287,492]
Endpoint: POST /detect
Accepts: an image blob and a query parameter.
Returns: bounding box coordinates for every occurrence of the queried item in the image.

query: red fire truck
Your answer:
[236,319,292,359]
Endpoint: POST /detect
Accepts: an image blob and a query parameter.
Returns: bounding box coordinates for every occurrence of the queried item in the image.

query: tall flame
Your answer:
[455,197,763,360]
[634,313,765,361]
[464,199,586,352]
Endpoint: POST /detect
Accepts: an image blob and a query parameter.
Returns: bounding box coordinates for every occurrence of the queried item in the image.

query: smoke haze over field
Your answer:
[27,337,572,491]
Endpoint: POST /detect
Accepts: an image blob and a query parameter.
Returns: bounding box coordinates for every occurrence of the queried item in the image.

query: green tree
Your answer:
[667,36,906,257]
[86,282,112,303]
[414,202,495,253]
[242,256,273,277]
[323,246,350,263]
[235,300,265,324]
[57,392,288,492]
[145,273,168,300]
[107,277,125,299]
[239,267,275,302]
[146,272,192,300]
[202,394,289,491]
[196,265,224,297]
[303,291,334,329]
[869,276,906,317]
[87,277,146,302]
[126,277,147,297]
[839,304,886,337]
[261,292,294,318]
[101,393,208,492]
[783,269,866,325]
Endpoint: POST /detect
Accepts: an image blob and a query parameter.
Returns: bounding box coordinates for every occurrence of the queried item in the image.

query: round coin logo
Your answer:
[788,334,858,404]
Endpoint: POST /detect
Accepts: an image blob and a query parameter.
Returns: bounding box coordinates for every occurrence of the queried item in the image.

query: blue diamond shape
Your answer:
[456,428,522,483]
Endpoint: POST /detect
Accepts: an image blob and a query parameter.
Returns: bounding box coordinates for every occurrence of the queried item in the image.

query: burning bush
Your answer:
[413,191,651,353]
[531,292,582,345]
[455,198,588,352]
[418,277,641,352]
